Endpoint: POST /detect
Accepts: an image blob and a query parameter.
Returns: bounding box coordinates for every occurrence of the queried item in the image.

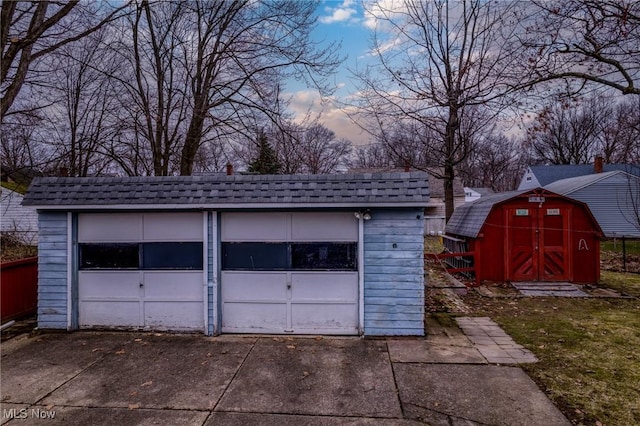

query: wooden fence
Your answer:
[1,257,38,322]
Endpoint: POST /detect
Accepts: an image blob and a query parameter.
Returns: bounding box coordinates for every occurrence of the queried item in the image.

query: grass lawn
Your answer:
[462,276,640,426]
[601,238,640,255]
[0,180,29,194]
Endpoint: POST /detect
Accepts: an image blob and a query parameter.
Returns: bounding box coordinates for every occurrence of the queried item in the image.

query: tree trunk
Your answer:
[444,102,460,221]
[180,108,206,176]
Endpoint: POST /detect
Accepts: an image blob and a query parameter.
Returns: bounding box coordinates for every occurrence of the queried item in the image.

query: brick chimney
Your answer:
[594,155,603,173]
[226,162,233,176]
[60,167,69,177]
[403,160,411,172]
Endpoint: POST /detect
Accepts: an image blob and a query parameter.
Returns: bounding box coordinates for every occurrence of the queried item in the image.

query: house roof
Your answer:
[544,171,640,237]
[348,167,465,198]
[22,172,431,210]
[445,189,528,238]
[544,170,624,194]
[527,164,640,187]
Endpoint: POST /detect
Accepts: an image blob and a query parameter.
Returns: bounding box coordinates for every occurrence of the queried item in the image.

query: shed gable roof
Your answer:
[446,188,603,239]
[23,172,430,209]
[445,190,526,238]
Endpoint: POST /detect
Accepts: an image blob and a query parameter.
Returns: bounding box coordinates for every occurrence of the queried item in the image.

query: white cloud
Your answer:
[362,0,406,30]
[319,0,357,24]
[287,89,370,145]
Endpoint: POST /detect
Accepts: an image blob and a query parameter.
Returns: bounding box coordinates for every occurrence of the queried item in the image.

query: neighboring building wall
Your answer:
[1,189,39,244]
[37,212,68,329]
[570,177,640,238]
[424,196,466,235]
[517,168,541,190]
[363,209,424,336]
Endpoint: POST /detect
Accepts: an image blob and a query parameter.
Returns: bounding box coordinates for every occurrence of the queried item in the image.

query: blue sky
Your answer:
[285,0,377,145]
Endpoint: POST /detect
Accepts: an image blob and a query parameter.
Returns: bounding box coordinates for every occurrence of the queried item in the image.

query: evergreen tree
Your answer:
[248,132,281,174]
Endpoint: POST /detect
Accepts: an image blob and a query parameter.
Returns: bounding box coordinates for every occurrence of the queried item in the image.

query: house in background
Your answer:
[464,187,494,203]
[544,171,640,238]
[1,187,38,244]
[23,172,429,337]
[518,157,640,190]
[349,167,465,235]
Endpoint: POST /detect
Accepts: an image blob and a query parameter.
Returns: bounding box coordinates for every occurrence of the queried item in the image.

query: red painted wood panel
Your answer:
[1,257,38,322]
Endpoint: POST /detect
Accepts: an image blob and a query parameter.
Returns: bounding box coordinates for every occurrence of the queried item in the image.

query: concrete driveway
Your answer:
[1,327,569,426]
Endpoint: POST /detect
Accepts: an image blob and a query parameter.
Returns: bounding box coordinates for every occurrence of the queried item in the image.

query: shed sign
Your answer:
[547,208,560,216]
[528,196,545,203]
[516,209,529,216]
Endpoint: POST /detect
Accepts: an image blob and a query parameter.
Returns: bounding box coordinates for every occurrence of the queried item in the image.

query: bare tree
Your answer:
[0,0,128,122]
[108,0,340,176]
[519,0,640,96]
[296,124,351,174]
[352,0,524,220]
[599,97,640,163]
[39,30,123,177]
[523,95,640,165]
[459,132,528,191]
[0,114,43,173]
[524,97,605,165]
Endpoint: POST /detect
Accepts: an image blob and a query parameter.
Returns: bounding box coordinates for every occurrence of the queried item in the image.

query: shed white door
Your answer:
[78,213,205,331]
[221,212,359,334]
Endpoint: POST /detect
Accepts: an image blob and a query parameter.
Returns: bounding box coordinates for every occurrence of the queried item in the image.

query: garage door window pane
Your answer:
[80,243,139,269]
[222,243,288,270]
[291,243,357,270]
[143,242,203,270]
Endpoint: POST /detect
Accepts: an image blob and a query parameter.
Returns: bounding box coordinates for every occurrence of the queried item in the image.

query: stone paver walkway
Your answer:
[512,282,589,297]
[455,317,538,364]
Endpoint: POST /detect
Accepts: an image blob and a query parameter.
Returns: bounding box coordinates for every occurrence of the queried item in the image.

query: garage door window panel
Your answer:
[142,242,203,270]
[80,242,203,270]
[80,243,139,269]
[291,243,357,270]
[221,242,288,270]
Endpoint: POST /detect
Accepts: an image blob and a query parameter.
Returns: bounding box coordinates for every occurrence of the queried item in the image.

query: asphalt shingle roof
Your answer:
[23,172,430,209]
[445,190,528,238]
[529,164,640,187]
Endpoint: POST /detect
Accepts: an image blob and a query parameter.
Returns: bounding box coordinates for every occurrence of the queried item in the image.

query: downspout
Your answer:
[358,214,365,335]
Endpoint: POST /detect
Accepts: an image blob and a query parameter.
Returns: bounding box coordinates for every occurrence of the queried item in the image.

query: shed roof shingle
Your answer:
[445,190,527,238]
[22,172,430,209]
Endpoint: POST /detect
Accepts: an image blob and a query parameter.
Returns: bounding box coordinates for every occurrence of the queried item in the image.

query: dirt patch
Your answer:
[601,250,640,274]
[1,315,37,342]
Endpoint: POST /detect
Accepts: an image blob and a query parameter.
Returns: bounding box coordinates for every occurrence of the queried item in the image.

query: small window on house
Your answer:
[526,176,532,181]
[80,243,139,269]
[143,242,203,269]
[291,243,357,270]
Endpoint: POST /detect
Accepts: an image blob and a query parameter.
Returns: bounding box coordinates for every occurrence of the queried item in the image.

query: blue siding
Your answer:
[37,212,68,329]
[363,209,424,336]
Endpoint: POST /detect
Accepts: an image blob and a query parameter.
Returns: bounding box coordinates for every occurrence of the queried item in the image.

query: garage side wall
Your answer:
[364,209,424,336]
[37,211,68,329]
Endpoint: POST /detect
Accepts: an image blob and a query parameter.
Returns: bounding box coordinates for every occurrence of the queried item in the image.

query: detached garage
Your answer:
[445,188,602,284]
[23,172,429,336]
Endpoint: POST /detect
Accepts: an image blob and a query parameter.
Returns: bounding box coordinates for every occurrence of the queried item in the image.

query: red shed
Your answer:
[445,188,602,283]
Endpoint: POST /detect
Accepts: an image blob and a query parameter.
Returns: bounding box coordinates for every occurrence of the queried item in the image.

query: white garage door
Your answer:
[78,213,205,331]
[221,212,359,335]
